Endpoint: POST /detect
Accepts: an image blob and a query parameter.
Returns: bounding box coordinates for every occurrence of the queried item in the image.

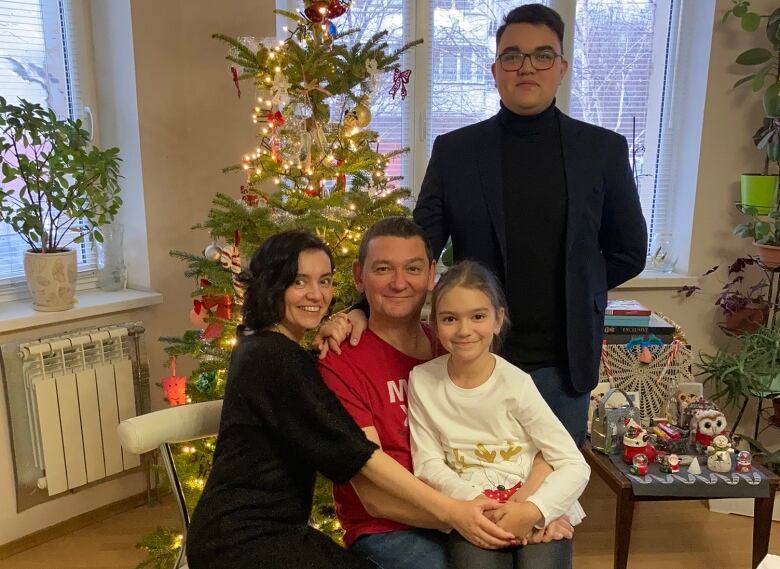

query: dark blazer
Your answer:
[413,110,647,394]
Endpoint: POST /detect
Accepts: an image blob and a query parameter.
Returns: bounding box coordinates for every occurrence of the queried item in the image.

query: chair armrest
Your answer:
[117,400,223,454]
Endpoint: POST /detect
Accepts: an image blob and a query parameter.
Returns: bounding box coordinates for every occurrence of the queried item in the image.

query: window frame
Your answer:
[0,0,102,303]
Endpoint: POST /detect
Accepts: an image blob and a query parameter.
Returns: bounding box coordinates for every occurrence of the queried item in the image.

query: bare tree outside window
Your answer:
[570,0,656,179]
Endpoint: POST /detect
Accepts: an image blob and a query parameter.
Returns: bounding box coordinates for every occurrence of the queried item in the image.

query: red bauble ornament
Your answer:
[304,0,330,23]
[327,0,346,18]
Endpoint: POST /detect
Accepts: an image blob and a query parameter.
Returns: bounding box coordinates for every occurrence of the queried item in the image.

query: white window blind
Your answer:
[0,0,97,299]
[568,0,674,244]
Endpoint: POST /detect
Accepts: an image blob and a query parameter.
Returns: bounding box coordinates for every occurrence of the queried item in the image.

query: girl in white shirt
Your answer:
[408,260,590,569]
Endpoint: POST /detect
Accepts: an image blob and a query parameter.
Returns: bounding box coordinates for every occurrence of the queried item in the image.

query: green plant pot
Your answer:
[741,174,779,213]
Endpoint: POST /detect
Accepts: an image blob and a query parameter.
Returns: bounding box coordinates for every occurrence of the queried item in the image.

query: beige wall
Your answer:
[0,0,272,547]
[130,0,268,393]
[0,0,776,547]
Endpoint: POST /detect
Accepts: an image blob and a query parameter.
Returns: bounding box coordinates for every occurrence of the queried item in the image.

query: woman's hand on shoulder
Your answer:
[314,312,352,359]
[314,309,368,359]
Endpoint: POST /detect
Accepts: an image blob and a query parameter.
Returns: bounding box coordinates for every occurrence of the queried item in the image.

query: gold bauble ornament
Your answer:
[354,102,372,128]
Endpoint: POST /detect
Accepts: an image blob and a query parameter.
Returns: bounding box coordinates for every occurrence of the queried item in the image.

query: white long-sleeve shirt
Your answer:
[408,354,590,527]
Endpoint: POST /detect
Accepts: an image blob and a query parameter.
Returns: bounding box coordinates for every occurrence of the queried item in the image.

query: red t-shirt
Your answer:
[319,326,435,546]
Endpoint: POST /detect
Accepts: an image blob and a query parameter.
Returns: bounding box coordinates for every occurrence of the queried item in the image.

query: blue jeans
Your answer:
[527,366,590,447]
[448,531,572,569]
[350,529,448,569]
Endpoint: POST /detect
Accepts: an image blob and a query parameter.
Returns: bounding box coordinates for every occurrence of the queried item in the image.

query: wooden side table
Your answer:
[583,442,779,569]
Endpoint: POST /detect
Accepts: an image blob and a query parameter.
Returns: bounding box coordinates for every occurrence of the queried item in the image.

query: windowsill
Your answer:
[0,288,163,334]
[616,270,698,290]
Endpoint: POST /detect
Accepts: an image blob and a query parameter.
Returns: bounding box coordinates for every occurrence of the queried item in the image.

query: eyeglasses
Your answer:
[496,50,562,72]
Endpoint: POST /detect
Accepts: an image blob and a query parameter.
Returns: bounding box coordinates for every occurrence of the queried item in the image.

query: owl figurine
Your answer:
[690,409,727,452]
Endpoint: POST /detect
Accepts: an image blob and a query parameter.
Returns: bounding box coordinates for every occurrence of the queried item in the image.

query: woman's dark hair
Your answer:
[236,230,333,332]
[430,260,511,352]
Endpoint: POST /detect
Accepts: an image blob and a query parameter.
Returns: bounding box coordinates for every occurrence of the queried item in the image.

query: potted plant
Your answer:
[0,97,122,311]
[734,206,780,266]
[678,255,771,333]
[698,325,780,436]
[724,1,780,212]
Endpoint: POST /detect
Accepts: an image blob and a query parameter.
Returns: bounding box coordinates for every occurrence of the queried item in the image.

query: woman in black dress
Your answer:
[186,230,487,569]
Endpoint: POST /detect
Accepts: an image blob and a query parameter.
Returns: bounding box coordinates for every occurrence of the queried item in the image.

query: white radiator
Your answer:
[19,325,140,496]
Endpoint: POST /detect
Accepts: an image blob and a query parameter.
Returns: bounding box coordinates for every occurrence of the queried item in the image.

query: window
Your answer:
[279,0,709,267]
[0,0,98,301]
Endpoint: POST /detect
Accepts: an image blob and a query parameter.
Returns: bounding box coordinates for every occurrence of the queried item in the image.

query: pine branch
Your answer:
[273,9,307,26]
[211,33,257,63]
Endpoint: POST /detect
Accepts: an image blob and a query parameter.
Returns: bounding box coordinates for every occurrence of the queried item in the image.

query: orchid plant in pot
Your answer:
[0,97,122,311]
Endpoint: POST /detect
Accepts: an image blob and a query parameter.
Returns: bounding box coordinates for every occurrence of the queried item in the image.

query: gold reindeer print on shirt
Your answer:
[474,443,497,463]
[500,441,522,461]
[451,449,480,473]
[449,441,524,473]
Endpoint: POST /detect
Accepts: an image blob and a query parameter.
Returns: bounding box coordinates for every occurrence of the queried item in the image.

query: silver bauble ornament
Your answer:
[204,243,222,262]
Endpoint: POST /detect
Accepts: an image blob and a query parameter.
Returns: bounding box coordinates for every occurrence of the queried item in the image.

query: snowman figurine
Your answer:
[622,418,649,464]
[706,435,735,473]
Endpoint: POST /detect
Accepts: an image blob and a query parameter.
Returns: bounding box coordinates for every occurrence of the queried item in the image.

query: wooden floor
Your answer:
[2,473,780,569]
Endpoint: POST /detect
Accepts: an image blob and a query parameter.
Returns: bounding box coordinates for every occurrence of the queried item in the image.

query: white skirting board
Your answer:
[708,497,780,521]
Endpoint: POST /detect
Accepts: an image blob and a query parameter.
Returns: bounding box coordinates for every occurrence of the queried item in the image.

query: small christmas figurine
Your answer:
[161,358,187,406]
[659,453,681,473]
[630,453,649,476]
[691,408,727,452]
[706,434,735,473]
[622,418,649,464]
[735,450,753,473]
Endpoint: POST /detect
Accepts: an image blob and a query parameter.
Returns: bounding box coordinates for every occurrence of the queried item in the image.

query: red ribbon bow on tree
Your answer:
[389,68,412,100]
[266,110,285,130]
[198,278,233,341]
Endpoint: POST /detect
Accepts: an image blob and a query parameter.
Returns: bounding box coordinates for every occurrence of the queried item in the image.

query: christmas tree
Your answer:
[136,2,421,567]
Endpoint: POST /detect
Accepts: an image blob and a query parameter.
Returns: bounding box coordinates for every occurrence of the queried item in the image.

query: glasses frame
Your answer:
[495,50,563,72]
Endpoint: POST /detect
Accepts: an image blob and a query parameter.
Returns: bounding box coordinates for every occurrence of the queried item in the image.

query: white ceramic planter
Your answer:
[23,249,77,311]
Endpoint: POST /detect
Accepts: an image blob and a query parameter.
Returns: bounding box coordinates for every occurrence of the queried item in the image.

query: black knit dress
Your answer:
[187,330,379,569]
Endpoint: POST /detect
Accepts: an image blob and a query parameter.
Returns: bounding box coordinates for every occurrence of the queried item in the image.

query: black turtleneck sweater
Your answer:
[499,102,568,371]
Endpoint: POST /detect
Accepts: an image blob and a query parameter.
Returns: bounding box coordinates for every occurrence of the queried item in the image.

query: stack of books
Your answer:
[603,300,676,344]
[604,300,651,326]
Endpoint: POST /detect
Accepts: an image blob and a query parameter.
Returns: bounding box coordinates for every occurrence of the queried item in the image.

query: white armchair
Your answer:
[117,400,223,569]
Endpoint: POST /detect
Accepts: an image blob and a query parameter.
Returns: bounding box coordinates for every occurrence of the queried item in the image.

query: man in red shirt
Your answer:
[320,217,517,569]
